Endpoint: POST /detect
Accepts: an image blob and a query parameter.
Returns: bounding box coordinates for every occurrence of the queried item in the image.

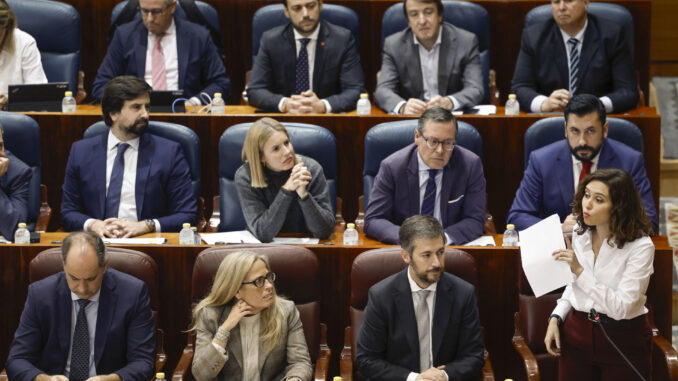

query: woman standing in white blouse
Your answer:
[0,1,47,109]
[545,168,655,380]
[191,251,312,381]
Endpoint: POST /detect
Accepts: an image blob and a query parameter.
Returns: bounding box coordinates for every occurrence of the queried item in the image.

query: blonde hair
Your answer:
[191,251,285,356]
[241,117,299,188]
[0,2,17,55]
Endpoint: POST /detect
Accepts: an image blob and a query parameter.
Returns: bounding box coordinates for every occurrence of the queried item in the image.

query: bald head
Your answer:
[61,231,108,299]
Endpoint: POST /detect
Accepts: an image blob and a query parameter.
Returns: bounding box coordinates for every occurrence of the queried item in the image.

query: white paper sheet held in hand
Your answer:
[519,214,572,297]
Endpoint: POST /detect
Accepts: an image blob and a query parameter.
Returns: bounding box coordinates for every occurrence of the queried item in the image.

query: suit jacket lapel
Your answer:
[394,269,420,368]
[135,24,148,81]
[57,276,73,362]
[431,276,452,361]
[437,24,455,96]
[94,271,116,365]
[94,134,108,218]
[135,134,152,219]
[556,143,575,210]
[577,20,599,93]
[439,150,457,225]
[284,25,298,95]
[407,148,421,215]
[550,24,569,87]
[404,30,424,99]
[597,140,616,167]
[312,21,327,92]
[222,305,244,371]
[175,18,189,90]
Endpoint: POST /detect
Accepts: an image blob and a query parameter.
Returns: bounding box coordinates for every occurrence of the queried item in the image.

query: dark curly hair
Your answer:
[572,168,652,248]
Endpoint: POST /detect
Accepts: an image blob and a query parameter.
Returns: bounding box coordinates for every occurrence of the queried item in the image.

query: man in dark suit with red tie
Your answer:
[507,94,657,232]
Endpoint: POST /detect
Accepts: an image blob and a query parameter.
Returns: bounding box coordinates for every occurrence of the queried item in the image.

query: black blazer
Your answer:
[355,268,485,381]
[510,14,638,113]
[247,20,365,112]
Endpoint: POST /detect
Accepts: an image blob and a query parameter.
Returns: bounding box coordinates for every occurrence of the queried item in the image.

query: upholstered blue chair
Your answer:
[111,0,220,32]
[216,122,337,232]
[380,1,493,103]
[523,117,643,169]
[0,112,51,232]
[84,121,205,230]
[251,3,360,63]
[6,0,81,93]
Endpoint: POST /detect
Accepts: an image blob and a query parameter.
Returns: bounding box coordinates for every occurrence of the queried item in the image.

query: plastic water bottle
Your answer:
[62,91,76,113]
[14,222,30,244]
[505,94,519,115]
[343,223,358,245]
[356,93,371,115]
[191,226,201,244]
[502,224,519,246]
[211,92,225,114]
[179,223,194,245]
[155,372,166,381]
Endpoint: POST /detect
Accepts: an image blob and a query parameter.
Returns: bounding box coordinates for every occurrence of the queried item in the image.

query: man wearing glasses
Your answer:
[91,0,230,103]
[364,107,486,245]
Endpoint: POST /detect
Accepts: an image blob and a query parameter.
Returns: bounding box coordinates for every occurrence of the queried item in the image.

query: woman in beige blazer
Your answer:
[191,251,312,381]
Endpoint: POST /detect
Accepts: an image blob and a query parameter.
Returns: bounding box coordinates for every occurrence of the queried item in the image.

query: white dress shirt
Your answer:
[552,226,654,321]
[0,28,48,95]
[278,25,332,113]
[144,20,179,91]
[530,20,613,114]
[65,289,100,378]
[571,151,600,191]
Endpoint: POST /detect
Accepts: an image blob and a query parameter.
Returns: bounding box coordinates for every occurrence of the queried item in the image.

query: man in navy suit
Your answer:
[6,231,155,381]
[510,0,638,113]
[356,215,485,381]
[508,94,658,232]
[91,0,230,103]
[247,0,364,113]
[61,75,196,237]
[0,124,31,240]
[364,107,486,245]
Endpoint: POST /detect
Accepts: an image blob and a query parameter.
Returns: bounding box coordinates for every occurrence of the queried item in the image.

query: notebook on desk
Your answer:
[150,90,185,113]
[7,82,69,112]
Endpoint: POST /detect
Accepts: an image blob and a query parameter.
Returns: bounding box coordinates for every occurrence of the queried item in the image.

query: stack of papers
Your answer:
[199,231,261,245]
[102,238,167,245]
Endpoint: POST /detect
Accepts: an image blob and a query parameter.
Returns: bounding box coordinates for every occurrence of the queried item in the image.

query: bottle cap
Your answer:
[508,94,516,99]
[65,91,73,97]
[156,372,165,379]
[214,92,222,98]
[333,377,343,381]
[506,224,515,230]
[18,222,27,228]
[360,93,368,98]
[347,223,355,229]
[183,223,190,228]
[190,227,197,231]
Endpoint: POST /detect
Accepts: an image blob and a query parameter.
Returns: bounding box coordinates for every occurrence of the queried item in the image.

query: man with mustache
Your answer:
[247,0,364,113]
[508,94,657,232]
[61,75,196,237]
[356,214,485,381]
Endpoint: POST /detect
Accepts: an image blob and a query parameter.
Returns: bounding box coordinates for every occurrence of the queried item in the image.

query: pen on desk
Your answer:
[51,241,62,244]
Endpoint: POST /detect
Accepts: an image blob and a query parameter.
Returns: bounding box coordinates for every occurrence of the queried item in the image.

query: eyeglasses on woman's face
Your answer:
[241,271,276,288]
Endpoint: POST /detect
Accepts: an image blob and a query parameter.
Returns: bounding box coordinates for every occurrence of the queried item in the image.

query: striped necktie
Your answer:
[421,169,438,216]
[568,38,579,95]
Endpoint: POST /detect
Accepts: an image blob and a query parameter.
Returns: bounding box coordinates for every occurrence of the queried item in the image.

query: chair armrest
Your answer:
[488,69,501,107]
[172,331,196,381]
[207,195,220,232]
[314,323,331,381]
[335,197,346,229]
[482,350,495,381]
[76,70,87,104]
[0,369,7,381]
[156,327,167,372]
[196,197,207,232]
[512,312,540,381]
[484,210,496,235]
[354,196,365,234]
[35,184,52,232]
[340,326,354,381]
[651,325,678,380]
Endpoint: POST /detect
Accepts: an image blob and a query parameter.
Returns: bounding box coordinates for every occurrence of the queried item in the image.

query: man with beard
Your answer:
[356,214,485,381]
[246,0,364,113]
[61,75,196,237]
[507,94,657,232]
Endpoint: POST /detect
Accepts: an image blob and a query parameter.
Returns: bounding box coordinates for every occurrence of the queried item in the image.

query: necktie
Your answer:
[568,38,579,95]
[70,299,91,381]
[295,38,311,94]
[420,169,438,216]
[579,161,592,183]
[151,33,167,90]
[414,290,432,372]
[104,143,130,219]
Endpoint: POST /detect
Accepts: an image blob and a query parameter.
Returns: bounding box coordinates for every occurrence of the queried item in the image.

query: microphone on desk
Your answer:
[589,308,647,381]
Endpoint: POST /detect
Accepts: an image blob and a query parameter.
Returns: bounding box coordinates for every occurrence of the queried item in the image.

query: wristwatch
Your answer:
[145,219,155,232]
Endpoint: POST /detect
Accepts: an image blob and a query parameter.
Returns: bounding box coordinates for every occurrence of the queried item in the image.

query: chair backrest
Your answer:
[84,121,201,201]
[524,3,633,54]
[381,1,490,102]
[111,0,220,32]
[30,247,159,311]
[349,248,478,362]
[523,117,643,168]
[218,122,337,231]
[362,119,482,207]
[6,0,81,92]
[251,4,360,63]
[193,245,322,362]
[0,112,41,230]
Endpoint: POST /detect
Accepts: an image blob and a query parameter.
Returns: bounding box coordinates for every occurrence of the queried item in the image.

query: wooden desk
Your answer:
[26,105,660,232]
[0,233,672,380]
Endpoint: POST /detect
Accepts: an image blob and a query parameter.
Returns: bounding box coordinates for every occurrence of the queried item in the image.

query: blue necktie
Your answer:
[70,299,90,381]
[104,143,129,219]
[568,38,579,95]
[295,38,311,94]
[420,169,438,216]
